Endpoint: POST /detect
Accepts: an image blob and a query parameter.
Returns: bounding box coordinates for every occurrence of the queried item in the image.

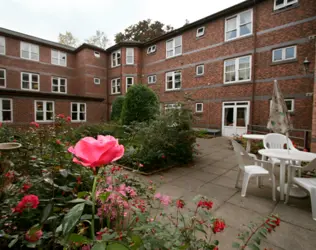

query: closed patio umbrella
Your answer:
[267,80,293,150]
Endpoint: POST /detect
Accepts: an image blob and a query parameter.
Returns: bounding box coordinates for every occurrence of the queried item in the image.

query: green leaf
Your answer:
[41,203,53,224]
[99,192,110,203]
[67,198,86,204]
[213,240,219,246]
[8,237,18,248]
[68,233,90,245]
[248,243,260,250]
[107,243,129,250]
[78,191,89,198]
[81,214,100,220]
[91,242,106,250]
[232,242,240,248]
[178,244,189,250]
[130,234,143,250]
[61,203,85,236]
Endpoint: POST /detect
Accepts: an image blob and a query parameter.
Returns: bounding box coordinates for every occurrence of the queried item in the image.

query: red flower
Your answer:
[176,199,185,209]
[66,116,71,122]
[197,200,213,210]
[0,122,2,128]
[25,229,43,242]
[56,139,61,145]
[5,171,14,179]
[76,176,82,185]
[161,155,166,159]
[30,122,39,128]
[13,194,39,213]
[57,114,65,119]
[22,183,32,192]
[213,247,219,250]
[213,219,225,233]
[138,163,144,168]
[266,215,280,231]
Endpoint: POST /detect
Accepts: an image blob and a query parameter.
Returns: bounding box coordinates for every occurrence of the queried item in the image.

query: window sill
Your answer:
[124,64,136,66]
[272,3,299,14]
[165,89,182,93]
[111,65,121,69]
[271,59,298,66]
[71,121,87,123]
[196,35,205,40]
[166,54,182,60]
[222,81,252,86]
[224,34,253,44]
[110,93,121,96]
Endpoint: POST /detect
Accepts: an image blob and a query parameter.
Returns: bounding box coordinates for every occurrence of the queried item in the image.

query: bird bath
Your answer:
[0,142,22,151]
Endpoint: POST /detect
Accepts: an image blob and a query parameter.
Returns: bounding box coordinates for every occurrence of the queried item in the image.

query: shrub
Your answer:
[121,84,159,125]
[110,96,125,121]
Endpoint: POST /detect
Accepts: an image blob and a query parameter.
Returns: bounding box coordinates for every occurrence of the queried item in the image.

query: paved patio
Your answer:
[145,137,316,250]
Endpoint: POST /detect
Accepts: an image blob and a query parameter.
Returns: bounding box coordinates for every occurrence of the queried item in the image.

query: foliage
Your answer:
[233,134,263,155]
[111,96,125,122]
[194,129,214,139]
[121,84,159,125]
[115,19,173,43]
[85,30,109,49]
[58,31,79,47]
[119,108,197,172]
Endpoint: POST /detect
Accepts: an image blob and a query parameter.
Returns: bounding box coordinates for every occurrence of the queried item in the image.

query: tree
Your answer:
[58,31,78,47]
[85,30,109,49]
[115,19,173,43]
[111,96,125,121]
[121,84,159,125]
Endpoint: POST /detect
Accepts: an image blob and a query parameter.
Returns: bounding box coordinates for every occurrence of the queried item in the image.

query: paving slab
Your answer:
[200,165,230,175]
[197,182,238,202]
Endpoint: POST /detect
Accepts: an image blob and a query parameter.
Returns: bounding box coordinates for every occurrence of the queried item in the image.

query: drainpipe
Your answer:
[250,0,258,133]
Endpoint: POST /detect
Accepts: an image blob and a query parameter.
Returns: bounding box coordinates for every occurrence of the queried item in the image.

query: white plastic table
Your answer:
[242,134,265,152]
[258,149,316,200]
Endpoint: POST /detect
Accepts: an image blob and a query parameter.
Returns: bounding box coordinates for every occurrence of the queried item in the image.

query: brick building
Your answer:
[0,0,316,147]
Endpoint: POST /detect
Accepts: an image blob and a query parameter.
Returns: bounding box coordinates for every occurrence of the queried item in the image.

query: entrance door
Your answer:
[222,101,250,137]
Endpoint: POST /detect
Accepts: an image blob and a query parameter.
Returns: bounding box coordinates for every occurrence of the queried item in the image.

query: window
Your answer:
[20,42,39,61]
[126,77,134,91]
[225,9,252,41]
[52,77,67,93]
[165,103,181,110]
[126,48,134,64]
[0,69,6,88]
[148,75,157,84]
[166,71,181,91]
[270,99,294,112]
[71,103,86,122]
[196,65,204,76]
[111,78,121,94]
[147,45,157,54]
[94,51,100,58]
[0,99,12,122]
[0,36,5,55]
[195,103,203,113]
[51,50,67,66]
[35,101,54,122]
[224,55,252,83]
[196,27,205,37]
[111,50,121,67]
[274,0,298,10]
[21,72,40,90]
[94,78,100,85]
[166,36,182,58]
[272,46,296,62]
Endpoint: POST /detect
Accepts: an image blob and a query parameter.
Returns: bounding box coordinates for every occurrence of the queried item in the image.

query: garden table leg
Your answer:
[279,160,286,201]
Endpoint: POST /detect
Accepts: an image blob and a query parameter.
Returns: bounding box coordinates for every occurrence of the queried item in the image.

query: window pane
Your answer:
[0,79,4,87]
[21,43,29,51]
[79,113,85,121]
[167,51,173,57]
[273,49,282,61]
[240,23,252,36]
[225,60,235,72]
[52,86,58,92]
[31,53,38,60]
[238,69,250,81]
[22,51,29,58]
[46,102,53,111]
[52,50,58,58]
[166,40,173,49]
[175,47,181,55]
[32,82,39,90]
[36,102,43,111]
[175,37,181,46]
[117,85,121,92]
[276,0,284,5]
[285,100,293,110]
[285,47,295,59]
[32,74,38,82]
[2,100,10,110]
[226,17,237,31]
[117,57,121,65]
[72,104,78,112]
[46,112,53,121]
[239,57,250,69]
[22,81,29,89]
[52,78,58,85]
[80,104,85,111]
[0,70,4,78]
[240,11,251,24]
[226,30,237,40]
[225,72,235,82]
[60,86,66,92]
[2,111,11,121]
[72,113,77,120]
[36,112,43,121]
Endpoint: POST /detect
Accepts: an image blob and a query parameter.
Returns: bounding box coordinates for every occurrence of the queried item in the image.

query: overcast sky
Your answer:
[0,0,244,46]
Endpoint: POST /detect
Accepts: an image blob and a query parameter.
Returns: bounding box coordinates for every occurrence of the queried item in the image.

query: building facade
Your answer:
[0,0,316,147]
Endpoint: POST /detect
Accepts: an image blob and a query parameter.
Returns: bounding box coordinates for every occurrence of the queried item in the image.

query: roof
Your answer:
[0,0,265,52]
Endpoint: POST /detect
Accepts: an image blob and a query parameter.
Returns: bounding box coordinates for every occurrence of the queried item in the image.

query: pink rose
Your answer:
[25,229,43,242]
[68,135,124,168]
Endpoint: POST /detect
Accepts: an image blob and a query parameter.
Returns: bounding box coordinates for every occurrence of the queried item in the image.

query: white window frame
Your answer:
[51,50,67,66]
[165,71,182,91]
[165,103,181,110]
[126,48,134,65]
[0,36,5,55]
[94,51,100,58]
[0,69,6,88]
[196,65,205,76]
[21,72,40,91]
[148,75,157,84]
[272,46,297,62]
[166,36,182,58]
[34,100,54,122]
[195,103,203,113]
[147,45,157,54]
[274,0,298,10]
[0,98,12,122]
[111,78,121,94]
[51,77,67,93]
[71,102,86,122]
[20,42,39,61]
[225,9,253,42]
[270,99,295,112]
[111,50,121,67]
[94,78,101,85]
[224,55,252,84]
[126,77,134,91]
[196,27,205,37]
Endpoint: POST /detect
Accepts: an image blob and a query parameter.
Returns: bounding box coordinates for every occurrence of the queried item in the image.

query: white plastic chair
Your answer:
[231,140,276,201]
[263,133,301,175]
[286,158,316,220]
